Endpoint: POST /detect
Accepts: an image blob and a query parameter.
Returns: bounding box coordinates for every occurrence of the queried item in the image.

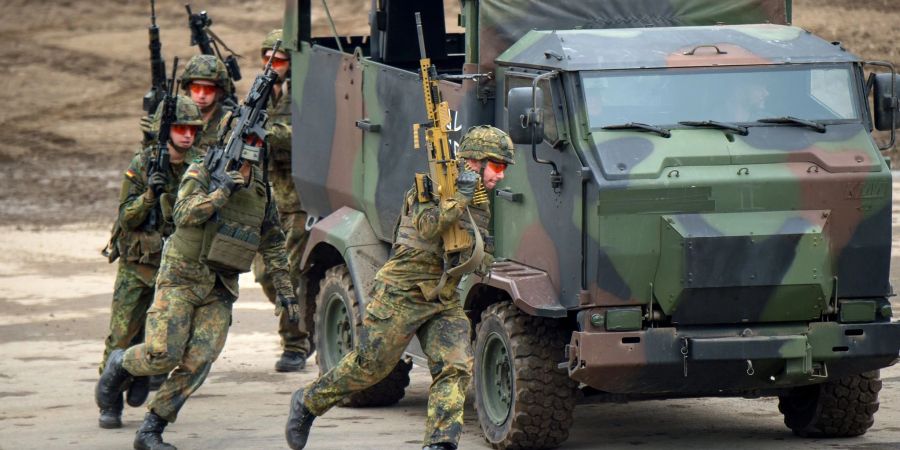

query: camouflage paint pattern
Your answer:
[122,283,233,422]
[302,280,473,447]
[194,103,230,153]
[100,146,200,372]
[285,0,899,398]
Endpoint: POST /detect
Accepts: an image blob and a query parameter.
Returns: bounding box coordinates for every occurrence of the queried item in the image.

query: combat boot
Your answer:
[126,376,150,407]
[98,393,124,429]
[134,411,176,450]
[423,444,456,450]
[96,349,133,410]
[285,389,316,450]
[275,351,307,372]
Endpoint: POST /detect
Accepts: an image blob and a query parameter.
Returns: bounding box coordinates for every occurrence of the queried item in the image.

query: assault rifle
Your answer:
[142,0,166,115]
[204,41,281,193]
[411,12,483,294]
[185,3,243,86]
[145,58,179,231]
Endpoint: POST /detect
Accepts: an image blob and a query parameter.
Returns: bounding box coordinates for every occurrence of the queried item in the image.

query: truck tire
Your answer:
[778,370,882,437]
[474,302,577,449]
[313,264,411,407]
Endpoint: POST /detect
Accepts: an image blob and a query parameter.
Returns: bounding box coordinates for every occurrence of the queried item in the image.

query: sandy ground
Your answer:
[1,1,900,449]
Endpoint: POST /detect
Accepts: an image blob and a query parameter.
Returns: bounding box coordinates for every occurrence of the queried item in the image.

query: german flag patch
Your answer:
[187,168,201,177]
[124,169,137,180]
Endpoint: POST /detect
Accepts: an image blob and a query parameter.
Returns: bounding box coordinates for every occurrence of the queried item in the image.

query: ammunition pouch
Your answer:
[202,220,261,273]
[117,229,163,267]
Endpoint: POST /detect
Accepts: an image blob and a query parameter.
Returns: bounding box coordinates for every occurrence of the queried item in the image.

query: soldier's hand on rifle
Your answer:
[147,172,167,198]
[222,170,245,196]
[275,293,301,324]
[140,115,156,142]
[456,170,479,200]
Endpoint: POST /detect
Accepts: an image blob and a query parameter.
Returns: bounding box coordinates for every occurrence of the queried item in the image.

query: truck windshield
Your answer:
[582,65,859,129]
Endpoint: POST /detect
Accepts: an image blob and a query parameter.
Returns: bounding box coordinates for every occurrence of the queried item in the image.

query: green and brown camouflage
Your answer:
[284,0,900,446]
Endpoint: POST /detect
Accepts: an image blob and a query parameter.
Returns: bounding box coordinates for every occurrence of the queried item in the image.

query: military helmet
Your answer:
[261,29,284,56]
[152,95,204,129]
[180,54,232,95]
[457,125,516,164]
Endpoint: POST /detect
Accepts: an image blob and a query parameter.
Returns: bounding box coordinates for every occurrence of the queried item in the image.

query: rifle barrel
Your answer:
[415,12,426,59]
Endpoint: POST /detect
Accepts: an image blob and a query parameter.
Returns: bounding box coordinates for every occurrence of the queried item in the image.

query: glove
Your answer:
[456,170,479,200]
[222,170,245,196]
[147,171,167,197]
[275,294,300,324]
[140,115,156,144]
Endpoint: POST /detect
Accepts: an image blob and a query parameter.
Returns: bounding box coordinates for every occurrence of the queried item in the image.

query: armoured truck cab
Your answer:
[284,0,900,448]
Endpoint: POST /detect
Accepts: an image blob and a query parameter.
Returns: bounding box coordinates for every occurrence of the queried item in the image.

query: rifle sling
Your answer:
[426,207,484,300]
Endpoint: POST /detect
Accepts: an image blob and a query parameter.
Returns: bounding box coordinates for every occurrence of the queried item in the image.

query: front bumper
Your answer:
[566,321,900,395]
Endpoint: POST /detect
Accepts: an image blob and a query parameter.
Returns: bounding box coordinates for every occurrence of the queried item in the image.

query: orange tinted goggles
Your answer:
[264,56,290,70]
[171,124,199,135]
[189,83,218,96]
[486,160,508,174]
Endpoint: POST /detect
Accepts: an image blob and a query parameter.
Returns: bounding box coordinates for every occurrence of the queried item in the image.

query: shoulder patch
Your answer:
[125,168,137,180]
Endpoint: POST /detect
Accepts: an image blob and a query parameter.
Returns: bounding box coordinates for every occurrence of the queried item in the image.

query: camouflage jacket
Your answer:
[113,145,201,276]
[375,186,492,300]
[265,85,302,214]
[196,103,231,154]
[160,161,293,299]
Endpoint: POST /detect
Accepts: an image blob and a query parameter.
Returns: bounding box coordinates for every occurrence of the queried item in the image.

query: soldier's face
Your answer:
[264,50,290,82]
[189,80,219,112]
[481,159,506,191]
[169,124,198,151]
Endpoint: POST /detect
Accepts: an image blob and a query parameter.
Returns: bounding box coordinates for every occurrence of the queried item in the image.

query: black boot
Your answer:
[148,373,167,391]
[285,389,316,450]
[98,393,124,429]
[423,444,456,450]
[275,351,307,372]
[96,349,132,410]
[126,376,150,407]
[134,411,177,450]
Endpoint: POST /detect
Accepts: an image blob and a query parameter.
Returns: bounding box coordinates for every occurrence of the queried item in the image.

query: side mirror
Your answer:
[507,86,545,145]
[873,73,899,131]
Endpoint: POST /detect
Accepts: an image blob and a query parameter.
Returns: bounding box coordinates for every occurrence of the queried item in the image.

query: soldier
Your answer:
[98,95,204,430]
[251,28,312,373]
[95,129,301,449]
[141,54,233,152]
[285,126,516,450]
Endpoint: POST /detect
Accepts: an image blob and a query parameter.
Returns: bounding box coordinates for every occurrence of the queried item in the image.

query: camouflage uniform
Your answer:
[120,161,294,423]
[101,96,204,373]
[252,28,312,362]
[299,126,513,448]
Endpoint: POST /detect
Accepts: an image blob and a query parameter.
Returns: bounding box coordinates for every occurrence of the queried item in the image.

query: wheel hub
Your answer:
[480,331,513,425]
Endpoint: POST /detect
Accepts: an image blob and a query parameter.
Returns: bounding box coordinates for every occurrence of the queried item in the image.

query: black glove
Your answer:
[456,170,479,200]
[147,171,167,197]
[222,170,245,197]
[275,294,300,324]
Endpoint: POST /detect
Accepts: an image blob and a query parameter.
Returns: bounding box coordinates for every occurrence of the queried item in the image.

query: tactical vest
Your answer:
[393,190,491,263]
[169,165,268,274]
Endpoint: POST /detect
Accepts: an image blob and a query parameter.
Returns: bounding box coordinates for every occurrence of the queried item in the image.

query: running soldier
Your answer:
[251,29,312,373]
[285,126,516,450]
[98,95,204,429]
[95,130,301,449]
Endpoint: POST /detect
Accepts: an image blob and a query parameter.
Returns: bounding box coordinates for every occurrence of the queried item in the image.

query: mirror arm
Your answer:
[530,71,562,190]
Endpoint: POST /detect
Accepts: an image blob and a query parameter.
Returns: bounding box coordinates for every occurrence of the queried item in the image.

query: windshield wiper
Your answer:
[679,120,748,136]
[601,122,671,138]
[756,116,826,133]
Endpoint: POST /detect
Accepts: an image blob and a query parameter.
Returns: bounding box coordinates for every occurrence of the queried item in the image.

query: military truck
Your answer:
[282,0,900,447]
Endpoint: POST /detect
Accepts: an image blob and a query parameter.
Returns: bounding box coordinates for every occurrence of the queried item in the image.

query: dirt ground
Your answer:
[1,1,899,449]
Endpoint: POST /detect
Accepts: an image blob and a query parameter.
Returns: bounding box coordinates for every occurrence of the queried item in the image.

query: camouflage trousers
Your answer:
[99,261,157,373]
[253,209,310,355]
[121,280,234,423]
[303,281,473,447]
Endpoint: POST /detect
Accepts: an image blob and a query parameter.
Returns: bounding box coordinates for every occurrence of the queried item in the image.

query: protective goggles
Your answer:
[486,160,508,175]
[171,124,200,135]
[189,83,218,96]
[263,55,290,70]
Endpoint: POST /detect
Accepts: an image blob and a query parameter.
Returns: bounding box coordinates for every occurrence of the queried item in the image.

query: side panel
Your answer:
[292,44,364,220]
